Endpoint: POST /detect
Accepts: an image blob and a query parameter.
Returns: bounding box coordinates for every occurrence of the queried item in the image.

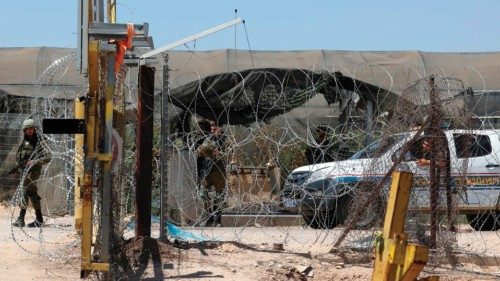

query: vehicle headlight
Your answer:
[324,183,350,197]
[286,172,311,185]
[304,189,325,198]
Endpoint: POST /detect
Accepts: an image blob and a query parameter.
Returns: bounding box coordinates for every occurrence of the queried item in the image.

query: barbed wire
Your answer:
[0,53,499,278]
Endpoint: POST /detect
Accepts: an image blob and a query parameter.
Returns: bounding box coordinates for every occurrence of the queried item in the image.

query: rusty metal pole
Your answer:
[135,65,155,237]
[428,76,438,249]
[98,52,115,262]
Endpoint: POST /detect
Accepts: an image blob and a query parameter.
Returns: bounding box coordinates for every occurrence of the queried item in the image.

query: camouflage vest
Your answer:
[197,134,226,173]
[16,135,51,173]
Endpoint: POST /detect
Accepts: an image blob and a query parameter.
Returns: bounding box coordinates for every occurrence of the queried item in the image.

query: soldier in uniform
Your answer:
[194,119,212,186]
[8,119,52,227]
[305,125,337,164]
[197,121,227,226]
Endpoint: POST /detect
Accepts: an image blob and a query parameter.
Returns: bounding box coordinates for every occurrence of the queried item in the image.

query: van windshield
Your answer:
[350,135,403,160]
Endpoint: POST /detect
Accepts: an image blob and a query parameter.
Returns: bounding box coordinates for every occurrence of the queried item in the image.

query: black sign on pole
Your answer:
[42,119,86,134]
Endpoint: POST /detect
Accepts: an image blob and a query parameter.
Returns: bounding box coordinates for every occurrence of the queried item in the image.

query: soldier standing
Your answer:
[194,119,212,186]
[197,121,227,226]
[10,119,52,227]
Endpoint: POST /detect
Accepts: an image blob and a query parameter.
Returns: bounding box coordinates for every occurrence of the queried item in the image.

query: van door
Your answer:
[451,132,500,209]
[390,135,434,209]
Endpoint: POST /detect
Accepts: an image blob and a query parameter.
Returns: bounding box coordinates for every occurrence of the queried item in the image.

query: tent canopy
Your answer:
[169,68,395,125]
[2,47,500,99]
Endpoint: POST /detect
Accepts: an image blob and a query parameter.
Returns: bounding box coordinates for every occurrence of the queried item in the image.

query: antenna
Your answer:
[234,9,238,70]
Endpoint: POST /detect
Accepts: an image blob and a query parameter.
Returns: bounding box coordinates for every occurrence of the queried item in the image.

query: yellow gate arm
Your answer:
[371,171,439,281]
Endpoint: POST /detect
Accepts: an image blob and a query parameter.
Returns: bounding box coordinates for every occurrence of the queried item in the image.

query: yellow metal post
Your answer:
[372,171,413,280]
[400,244,430,281]
[371,171,439,281]
[74,99,84,232]
[383,172,413,238]
[81,40,99,278]
[81,40,111,278]
[80,0,117,276]
[107,0,116,23]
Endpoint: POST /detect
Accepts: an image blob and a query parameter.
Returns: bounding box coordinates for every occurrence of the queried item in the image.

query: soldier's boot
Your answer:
[27,209,43,228]
[213,210,222,227]
[204,215,215,227]
[212,195,224,226]
[207,204,222,227]
[204,207,216,227]
[12,209,26,227]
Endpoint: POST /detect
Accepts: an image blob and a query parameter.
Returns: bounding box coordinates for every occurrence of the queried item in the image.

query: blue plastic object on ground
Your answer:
[166,222,210,242]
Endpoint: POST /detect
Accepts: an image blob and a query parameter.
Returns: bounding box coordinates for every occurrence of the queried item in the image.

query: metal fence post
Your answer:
[135,65,155,237]
[160,55,170,242]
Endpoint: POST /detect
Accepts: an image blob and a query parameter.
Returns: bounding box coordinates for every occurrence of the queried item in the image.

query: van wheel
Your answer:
[302,210,337,229]
[336,193,383,230]
[465,212,500,231]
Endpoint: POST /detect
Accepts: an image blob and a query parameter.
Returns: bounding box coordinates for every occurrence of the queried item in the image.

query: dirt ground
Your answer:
[1,204,499,281]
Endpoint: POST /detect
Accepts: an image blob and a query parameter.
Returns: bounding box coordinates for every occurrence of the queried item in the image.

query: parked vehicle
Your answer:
[283,130,500,230]
[281,162,332,212]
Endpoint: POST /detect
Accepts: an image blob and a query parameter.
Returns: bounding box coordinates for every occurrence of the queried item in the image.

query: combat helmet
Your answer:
[22,119,36,130]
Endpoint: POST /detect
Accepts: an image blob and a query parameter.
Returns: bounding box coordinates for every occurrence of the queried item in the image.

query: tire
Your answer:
[302,210,338,229]
[334,195,351,226]
[465,212,500,231]
[336,193,383,230]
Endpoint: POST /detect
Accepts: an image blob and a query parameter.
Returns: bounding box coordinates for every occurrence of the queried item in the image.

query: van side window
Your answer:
[350,135,402,160]
[453,134,492,158]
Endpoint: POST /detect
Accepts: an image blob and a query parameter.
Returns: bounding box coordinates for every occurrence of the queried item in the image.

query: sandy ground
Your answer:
[1,204,499,281]
[0,204,80,280]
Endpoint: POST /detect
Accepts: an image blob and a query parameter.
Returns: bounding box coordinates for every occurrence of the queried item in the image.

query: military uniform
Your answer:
[16,134,52,210]
[305,138,337,164]
[197,133,227,225]
[11,119,52,227]
[191,130,211,185]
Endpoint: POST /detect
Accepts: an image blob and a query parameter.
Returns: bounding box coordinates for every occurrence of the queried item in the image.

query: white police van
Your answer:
[283,130,500,230]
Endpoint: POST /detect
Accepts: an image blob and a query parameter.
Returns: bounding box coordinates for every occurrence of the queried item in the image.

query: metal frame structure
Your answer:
[155,17,244,240]
[76,1,243,274]
[75,0,154,277]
